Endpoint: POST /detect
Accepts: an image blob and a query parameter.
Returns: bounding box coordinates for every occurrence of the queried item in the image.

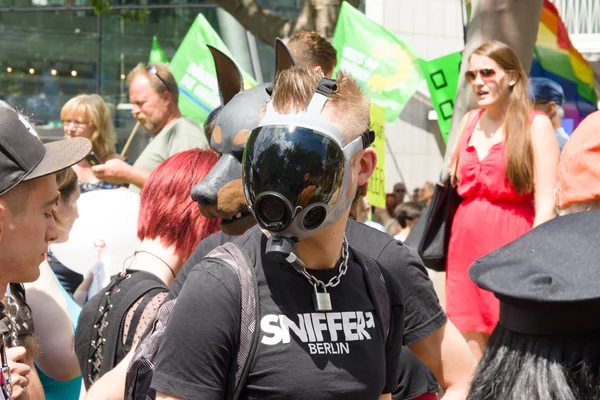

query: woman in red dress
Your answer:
[446,41,560,361]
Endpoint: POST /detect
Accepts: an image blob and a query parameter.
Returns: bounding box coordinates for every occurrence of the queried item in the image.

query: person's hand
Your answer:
[6,346,30,399]
[91,158,132,185]
[73,271,94,306]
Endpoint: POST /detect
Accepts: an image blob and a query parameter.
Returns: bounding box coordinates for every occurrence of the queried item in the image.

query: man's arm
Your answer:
[379,395,392,400]
[409,321,475,400]
[92,160,151,188]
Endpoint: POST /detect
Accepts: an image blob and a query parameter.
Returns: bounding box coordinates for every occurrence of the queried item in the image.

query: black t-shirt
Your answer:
[168,220,443,398]
[344,219,446,345]
[152,225,405,399]
[171,219,446,345]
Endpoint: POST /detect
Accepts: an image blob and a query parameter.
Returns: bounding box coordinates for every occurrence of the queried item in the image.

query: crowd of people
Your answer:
[0,27,598,400]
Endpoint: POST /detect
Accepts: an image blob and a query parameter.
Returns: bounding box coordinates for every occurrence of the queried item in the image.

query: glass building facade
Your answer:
[0,0,312,158]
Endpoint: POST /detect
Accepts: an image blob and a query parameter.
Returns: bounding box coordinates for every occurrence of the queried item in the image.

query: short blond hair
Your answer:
[127,63,179,104]
[61,94,116,161]
[287,31,337,76]
[270,66,370,141]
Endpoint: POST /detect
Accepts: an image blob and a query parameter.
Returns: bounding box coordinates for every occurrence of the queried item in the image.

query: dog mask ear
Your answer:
[273,38,295,87]
[266,38,296,96]
[208,45,244,106]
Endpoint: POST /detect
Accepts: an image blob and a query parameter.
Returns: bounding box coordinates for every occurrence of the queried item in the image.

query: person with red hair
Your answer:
[75,148,220,391]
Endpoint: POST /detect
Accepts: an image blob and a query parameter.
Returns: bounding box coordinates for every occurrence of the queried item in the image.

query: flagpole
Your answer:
[121,121,140,158]
[385,135,406,188]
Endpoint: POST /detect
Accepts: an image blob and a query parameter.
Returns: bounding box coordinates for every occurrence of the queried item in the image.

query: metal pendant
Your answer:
[312,285,332,312]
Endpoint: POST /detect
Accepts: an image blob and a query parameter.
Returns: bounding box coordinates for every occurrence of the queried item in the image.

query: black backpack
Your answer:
[76,271,168,389]
[125,241,391,400]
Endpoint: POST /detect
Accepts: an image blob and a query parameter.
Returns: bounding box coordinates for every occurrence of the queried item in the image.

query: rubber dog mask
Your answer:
[191,41,295,235]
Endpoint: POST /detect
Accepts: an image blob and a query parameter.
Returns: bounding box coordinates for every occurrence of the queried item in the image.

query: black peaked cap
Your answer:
[469,211,600,335]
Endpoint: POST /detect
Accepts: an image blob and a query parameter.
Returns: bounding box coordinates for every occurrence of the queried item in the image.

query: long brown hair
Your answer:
[458,41,534,194]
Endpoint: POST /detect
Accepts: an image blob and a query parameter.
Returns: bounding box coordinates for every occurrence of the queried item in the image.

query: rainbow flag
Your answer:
[531,0,597,129]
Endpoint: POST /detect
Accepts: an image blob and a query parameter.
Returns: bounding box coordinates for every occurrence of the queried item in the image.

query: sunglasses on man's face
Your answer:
[465,68,497,83]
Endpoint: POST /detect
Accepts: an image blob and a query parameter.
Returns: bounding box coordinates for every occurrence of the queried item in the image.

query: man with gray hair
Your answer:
[530,77,570,152]
[92,63,209,192]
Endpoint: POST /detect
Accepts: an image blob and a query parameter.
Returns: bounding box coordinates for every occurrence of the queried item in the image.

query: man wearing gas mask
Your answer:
[153,67,405,399]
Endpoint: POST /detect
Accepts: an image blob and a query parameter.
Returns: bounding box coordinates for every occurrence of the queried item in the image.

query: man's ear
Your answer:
[357,148,377,186]
[162,89,173,105]
[548,101,557,118]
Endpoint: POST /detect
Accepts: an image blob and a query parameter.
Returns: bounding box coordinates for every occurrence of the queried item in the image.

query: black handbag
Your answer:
[405,175,462,271]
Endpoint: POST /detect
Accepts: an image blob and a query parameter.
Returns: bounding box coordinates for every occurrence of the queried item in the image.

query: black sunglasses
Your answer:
[146,65,169,90]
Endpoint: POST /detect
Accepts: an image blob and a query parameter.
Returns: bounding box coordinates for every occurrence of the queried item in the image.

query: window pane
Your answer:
[0,10,97,140]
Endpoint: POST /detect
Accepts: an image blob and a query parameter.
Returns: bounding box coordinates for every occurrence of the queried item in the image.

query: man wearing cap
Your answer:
[91,63,208,193]
[530,77,570,152]
[0,107,91,398]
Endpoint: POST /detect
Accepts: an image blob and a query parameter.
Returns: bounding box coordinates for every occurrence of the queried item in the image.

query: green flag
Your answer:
[149,36,169,64]
[169,14,257,126]
[420,52,462,143]
[332,2,423,122]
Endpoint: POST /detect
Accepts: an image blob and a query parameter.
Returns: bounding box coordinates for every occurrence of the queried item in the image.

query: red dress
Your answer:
[446,109,535,334]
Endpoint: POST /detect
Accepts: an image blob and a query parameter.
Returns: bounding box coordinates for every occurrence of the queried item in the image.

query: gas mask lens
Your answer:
[243,125,346,234]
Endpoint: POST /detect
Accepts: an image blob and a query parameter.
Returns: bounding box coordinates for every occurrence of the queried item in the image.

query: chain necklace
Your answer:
[4,285,19,348]
[133,250,176,279]
[293,236,349,312]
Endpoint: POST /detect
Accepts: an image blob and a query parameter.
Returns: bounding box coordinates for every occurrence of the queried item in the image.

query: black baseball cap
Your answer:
[0,107,91,195]
[470,211,600,336]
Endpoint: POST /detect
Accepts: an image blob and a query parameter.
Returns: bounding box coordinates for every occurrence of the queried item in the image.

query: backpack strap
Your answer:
[100,278,168,376]
[204,242,260,400]
[351,248,391,343]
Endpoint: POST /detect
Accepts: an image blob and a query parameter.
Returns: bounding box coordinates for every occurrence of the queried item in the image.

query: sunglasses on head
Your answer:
[464,68,497,83]
[146,64,169,90]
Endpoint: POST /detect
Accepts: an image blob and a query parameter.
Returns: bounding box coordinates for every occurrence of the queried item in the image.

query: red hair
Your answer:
[137,149,220,260]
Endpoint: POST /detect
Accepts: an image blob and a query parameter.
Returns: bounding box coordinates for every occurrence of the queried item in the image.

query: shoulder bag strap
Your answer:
[205,242,260,400]
[450,109,481,184]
